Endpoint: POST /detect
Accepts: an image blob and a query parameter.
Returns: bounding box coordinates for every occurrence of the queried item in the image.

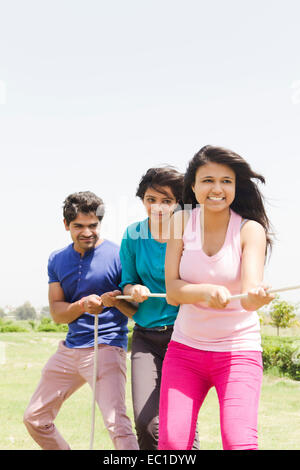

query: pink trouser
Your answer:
[158,341,263,450]
[23,341,139,450]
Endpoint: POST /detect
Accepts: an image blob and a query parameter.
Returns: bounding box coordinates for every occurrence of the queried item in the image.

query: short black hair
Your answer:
[136,166,184,206]
[63,191,105,225]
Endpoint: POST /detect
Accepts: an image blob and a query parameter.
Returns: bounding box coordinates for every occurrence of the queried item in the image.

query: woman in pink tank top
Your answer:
[158,145,275,450]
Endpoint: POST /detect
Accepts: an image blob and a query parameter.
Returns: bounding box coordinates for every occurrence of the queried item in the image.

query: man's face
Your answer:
[64,212,101,254]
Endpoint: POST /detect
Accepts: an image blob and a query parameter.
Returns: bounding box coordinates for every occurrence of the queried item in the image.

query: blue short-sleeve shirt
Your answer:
[48,240,128,350]
[119,218,179,328]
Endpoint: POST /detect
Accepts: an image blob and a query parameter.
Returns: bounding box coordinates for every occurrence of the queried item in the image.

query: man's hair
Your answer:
[63,191,105,225]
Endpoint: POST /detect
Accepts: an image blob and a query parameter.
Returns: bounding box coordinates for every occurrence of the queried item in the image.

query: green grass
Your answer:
[0,331,300,450]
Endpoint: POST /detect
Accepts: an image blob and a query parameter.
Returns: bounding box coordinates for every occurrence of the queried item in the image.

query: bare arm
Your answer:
[48,282,85,324]
[240,220,275,311]
[48,283,103,324]
[165,211,231,309]
[115,299,137,318]
[119,231,149,303]
[122,283,150,303]
[101,290,138,319]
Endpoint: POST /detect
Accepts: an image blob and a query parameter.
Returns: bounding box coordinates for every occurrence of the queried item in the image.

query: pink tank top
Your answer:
[172,207,262,352]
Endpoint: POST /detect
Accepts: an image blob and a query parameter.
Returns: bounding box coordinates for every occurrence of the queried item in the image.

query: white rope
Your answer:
[116,284,300,301]
[89,313,98,450]
[116,293,166,299]
[230,284,300,300]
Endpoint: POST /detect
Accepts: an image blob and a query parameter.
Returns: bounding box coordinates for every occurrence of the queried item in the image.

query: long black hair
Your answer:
[183,145,273,251]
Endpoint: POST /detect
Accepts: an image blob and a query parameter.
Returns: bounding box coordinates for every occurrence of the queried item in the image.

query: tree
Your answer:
[14,301,37,321]
[0,307,5,318]
[269,296,297,336]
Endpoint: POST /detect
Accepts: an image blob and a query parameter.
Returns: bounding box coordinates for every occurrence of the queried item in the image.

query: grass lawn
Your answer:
[0,331,300,450]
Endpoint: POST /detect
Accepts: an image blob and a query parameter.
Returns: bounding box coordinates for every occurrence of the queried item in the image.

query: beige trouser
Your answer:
[23,341,139,450]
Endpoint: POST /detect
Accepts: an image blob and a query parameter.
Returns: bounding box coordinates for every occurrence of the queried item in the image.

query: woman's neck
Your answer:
[148,217,170,243]
[203,207,231,233]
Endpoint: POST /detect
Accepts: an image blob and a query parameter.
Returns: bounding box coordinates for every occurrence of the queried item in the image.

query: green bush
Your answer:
[0,318,29,332]
[262,335,300,381]
[36,317,68,332]
[0,317,69,333]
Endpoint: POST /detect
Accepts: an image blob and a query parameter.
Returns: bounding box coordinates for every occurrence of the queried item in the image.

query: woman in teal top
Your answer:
[119,217,178,328]
[119,167,200,450]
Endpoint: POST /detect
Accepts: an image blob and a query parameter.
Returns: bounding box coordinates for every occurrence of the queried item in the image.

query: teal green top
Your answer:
[119,218,179,328]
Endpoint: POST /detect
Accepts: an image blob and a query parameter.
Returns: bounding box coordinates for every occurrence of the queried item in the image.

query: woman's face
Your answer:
[143,186,177,222]
[192,162,236,211]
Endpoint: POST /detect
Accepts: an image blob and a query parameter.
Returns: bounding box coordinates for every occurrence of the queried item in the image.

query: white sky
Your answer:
[1,0,300,309]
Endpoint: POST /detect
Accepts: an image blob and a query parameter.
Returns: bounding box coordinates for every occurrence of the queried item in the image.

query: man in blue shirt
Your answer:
[23,191,139,450]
